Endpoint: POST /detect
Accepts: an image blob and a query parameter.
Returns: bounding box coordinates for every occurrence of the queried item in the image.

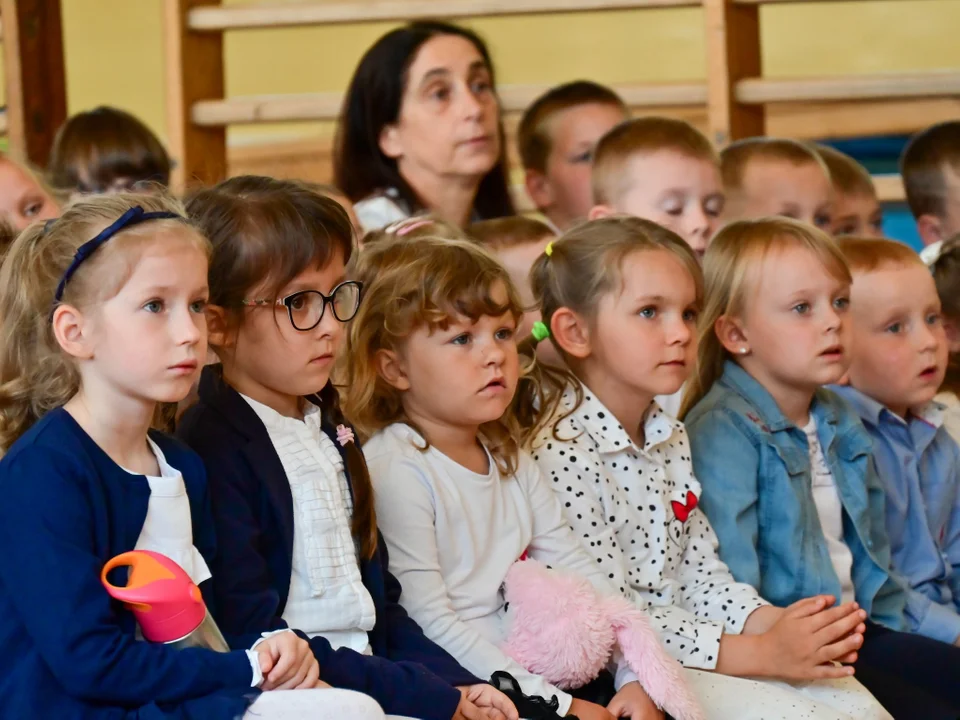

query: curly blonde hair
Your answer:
[0,192,206,452]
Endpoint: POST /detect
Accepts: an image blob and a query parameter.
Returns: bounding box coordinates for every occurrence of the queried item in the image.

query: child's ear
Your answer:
[944,318,960,354]
[378,124,403,160]
[715,314,750,356]
[917,214,945,248]
[52,304,94,360]
[205,305,233,349]
[524,169,554,213]
[375,348,411,391]
[550,307,592,360]
[588,205,613,221]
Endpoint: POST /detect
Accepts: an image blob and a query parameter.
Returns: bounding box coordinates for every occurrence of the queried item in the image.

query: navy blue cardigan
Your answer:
[177,367,478,720]
[0,408,257,720]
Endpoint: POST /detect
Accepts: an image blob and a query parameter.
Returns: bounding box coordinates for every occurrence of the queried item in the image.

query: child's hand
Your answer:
[760,596,866,680]
[607,681,665,720]
[256,632,320,690]
[456,684,519,720]
[568,698,617,720]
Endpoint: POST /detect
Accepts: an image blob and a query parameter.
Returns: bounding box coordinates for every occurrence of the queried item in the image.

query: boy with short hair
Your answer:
[833,236,960,647]
[588,116,723,259]
[816,145,883,238]
[720,137,833,231]
[900,121,960,263]
[518,81,628,233]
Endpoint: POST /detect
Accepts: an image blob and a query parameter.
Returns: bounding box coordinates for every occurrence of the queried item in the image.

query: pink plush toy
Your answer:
[500,559,705,720]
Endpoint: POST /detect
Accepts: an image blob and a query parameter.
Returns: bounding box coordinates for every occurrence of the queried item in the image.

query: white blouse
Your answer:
[243,394,376,654]
[529,384,768,669]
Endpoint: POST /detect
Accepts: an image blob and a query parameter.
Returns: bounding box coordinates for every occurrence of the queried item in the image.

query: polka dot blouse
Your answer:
[530,383,768,670]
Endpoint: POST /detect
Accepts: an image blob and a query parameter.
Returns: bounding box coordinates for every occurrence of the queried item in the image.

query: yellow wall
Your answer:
[42,0,960,147]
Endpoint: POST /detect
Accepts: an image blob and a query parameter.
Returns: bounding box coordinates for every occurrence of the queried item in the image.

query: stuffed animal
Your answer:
[500,558,704,720]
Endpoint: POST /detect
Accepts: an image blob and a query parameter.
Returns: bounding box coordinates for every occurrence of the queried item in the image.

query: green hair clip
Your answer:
[531,321,551,343]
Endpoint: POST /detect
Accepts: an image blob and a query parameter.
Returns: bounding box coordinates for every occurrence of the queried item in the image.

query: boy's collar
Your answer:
[833,384,946,430]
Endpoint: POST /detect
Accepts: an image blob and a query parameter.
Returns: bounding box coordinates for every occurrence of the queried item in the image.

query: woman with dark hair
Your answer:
[334,21,516,232]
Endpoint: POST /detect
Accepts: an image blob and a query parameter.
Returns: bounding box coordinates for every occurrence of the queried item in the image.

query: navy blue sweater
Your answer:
[177,367,478,720]
[0,408,257,720]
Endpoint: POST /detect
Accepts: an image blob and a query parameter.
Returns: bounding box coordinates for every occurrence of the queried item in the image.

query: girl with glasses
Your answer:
[179,175,517,720]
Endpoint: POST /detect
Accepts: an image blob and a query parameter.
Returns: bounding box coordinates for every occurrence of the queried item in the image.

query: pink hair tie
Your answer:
[336,425,355,447]
[394,218,434,236]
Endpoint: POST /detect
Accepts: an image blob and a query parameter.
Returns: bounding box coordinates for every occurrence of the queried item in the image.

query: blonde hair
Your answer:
[592,117,718,206]
[680,217,850,418]
[344,234,552,474]
[836,235,921,274]
[530,215,702,433]
[0,193,206,452]
[720,138,828,193]
[469,216,555,251]
[815,145,876,199]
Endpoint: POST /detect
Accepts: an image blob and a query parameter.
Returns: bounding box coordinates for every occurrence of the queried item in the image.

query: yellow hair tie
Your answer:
[544,241,554,257]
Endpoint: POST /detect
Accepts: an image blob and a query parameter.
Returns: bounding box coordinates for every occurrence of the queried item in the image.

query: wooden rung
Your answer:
[0,110,7,136]
[873,174,904,204]
[737,71,960,104]
[733,0,903,4]
[187,0,699,31]
[192,82,706,126]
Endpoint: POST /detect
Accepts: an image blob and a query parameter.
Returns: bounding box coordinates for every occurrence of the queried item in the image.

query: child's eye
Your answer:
[495,327,515,341]
[190,299,208,314]
[814,213,833,229]
[22,200,42,218]
[638,306,657,319]
[886,322,903,334]
[683,309,699,322]
[571,150,593,164]
[927,312,942,326]
[792,302,810,315]
[143,300,164,314]
[450,333,471,346]
[833,297,850,311]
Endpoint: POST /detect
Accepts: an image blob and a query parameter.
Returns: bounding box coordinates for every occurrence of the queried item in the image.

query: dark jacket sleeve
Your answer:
[0,447,254,706]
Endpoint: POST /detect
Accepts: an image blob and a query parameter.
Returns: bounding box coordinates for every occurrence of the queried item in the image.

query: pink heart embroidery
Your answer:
[671,491,699,523]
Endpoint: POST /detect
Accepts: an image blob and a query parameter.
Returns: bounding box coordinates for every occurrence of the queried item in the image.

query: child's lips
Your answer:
[479,378,507,394]
[919,365,939,381]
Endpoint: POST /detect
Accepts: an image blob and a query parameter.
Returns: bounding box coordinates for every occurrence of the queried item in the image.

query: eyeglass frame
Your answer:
[240,280,363,331]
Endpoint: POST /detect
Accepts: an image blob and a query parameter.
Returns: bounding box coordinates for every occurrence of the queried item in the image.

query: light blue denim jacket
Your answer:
[832,385,960,644]
[685,361,906,631]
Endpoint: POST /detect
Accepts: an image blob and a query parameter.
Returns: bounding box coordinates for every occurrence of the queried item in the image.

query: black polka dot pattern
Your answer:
[529,385,769,669]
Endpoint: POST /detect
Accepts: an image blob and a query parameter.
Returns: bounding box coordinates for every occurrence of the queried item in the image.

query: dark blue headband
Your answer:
[53,206,184,303]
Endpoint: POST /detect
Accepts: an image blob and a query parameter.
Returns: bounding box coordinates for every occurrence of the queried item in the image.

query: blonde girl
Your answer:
[343,233,684,720]
[683,217,960,720]
[0,194,383,719]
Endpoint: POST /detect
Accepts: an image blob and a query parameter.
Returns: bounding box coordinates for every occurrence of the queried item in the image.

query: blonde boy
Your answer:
[816,145,883,238]
[518,81,629,233]
[901,121,960,262]
[720,138,833,231]
[833,237,960,646]
[589,116,723,258]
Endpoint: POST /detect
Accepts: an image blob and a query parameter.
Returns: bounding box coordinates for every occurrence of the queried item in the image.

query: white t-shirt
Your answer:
[802,418,856,605]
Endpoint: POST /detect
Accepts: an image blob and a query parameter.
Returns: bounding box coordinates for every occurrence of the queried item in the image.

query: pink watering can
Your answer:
[101,550,228,652]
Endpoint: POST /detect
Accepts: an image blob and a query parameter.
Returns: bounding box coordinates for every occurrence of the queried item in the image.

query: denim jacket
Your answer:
[685,361,906,630]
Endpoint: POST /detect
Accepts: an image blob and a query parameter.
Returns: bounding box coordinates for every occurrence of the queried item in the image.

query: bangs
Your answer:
[425,268,519,332]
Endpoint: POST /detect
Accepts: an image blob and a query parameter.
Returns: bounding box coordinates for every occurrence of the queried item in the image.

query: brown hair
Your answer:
[816,145,876,199]
[592,117,717,206]
[680,217,850,418]
[720,137,827,193]
[900,121,960,220]
[0,193,203,453]
[48,107,171,194]
[186,175,377,559]
[517,80,628,173]
[929,234,960,394]
[836,235,921,274]
[344,234,566,473]
[469,216,555,250]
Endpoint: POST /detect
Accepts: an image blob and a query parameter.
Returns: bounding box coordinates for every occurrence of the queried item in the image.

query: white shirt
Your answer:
[365,423,639,716]
[656,386,684,420]
[243,394,376,654]
[530,384,767,669]
[355,190,410,233]
[802,417,856,605]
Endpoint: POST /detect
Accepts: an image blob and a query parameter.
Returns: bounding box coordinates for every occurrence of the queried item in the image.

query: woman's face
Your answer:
[0,160,58,230]
[379,34,501,187]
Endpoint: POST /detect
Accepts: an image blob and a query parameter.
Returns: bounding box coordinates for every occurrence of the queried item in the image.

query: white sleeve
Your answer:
[370,453,573,715]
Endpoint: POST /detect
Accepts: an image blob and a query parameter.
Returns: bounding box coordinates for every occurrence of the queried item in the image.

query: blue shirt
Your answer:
[833,385,960,644]
[684,361,907,631]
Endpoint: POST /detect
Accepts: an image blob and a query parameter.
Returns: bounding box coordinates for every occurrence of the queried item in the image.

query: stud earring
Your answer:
[739,348,748,354]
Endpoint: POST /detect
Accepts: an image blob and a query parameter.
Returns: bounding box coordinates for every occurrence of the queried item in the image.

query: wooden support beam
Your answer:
[703,0,764,146]
[766,97,960,140]
[738,71,960,104]
[1,0,67,166]
[163,0,227,192]
[188,0,698,31]
[192,82,706,126]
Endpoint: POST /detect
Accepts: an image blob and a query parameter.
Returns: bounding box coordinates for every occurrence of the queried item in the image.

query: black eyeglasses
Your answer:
[242,280,363,331]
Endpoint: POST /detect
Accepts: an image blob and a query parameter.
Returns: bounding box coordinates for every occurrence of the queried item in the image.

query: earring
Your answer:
[739,348,748,355]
